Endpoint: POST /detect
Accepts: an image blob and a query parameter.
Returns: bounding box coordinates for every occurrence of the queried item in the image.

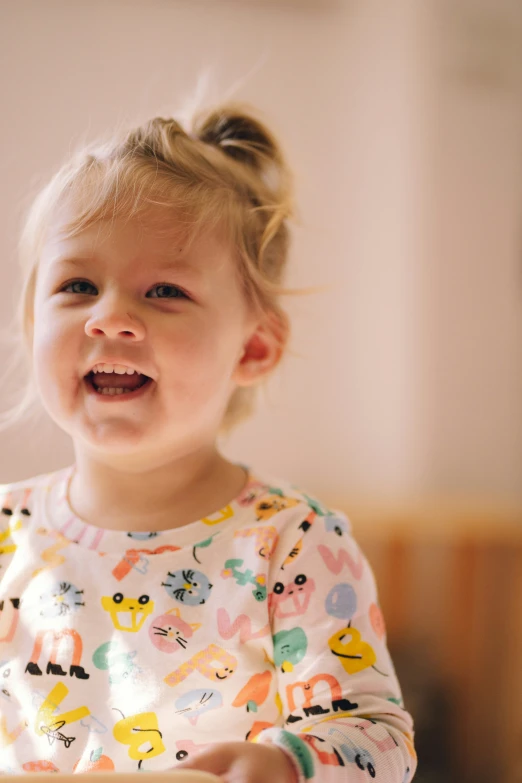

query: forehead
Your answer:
[40,201,233,272]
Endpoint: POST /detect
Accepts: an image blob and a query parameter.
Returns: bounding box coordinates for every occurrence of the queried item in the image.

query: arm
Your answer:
[254,508,417,783]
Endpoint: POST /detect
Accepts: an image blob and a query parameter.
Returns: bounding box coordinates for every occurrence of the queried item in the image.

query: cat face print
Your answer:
[0,660,12,700]
[161,569,213,606]
[39,582,85,618]
[149,607,201,652]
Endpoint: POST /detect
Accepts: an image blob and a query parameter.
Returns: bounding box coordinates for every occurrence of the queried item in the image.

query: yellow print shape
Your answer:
[0,488,27,556]
[255,496,301,522]
[234,526,278,560]
[164,643,237,687]
[0,513,22,555]
[101,593,154,632]
[113,712,165,761]
[0,530,18,557]
[35,682,90,736]
[202,505,234,526]
[32,528,71,577]
[328,627,376,674]
[0,715,29,749]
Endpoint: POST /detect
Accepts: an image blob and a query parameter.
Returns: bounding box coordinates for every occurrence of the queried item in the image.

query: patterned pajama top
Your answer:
[0,464,417,782]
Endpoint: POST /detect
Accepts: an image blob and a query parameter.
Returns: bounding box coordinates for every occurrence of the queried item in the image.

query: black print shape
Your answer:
[25,662,43,676]
[333,698,359,711]
[46,662,67,676]
[303,704,330,717]
[70,664,90,679]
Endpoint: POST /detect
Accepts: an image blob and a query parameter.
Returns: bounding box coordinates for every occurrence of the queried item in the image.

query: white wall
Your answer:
[0,0,521,503]
[421,0,522,498]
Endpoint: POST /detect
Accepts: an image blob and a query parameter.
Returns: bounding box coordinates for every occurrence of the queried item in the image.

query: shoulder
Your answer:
[0,467,67,523]
[241,467,354,557]
[245,467,351,525]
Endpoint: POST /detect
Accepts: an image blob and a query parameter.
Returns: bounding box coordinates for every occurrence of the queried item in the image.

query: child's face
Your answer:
[32,202,259,462]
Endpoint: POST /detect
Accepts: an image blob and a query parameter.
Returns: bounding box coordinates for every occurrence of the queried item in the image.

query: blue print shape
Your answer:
[327,727,376,778]
[39,582,85,618]
[0,660,13,700]
[162,569,213,605]
[127,531,159,540]
[325,583,357,620]
[324,516,350,536]
[175,688,223,724]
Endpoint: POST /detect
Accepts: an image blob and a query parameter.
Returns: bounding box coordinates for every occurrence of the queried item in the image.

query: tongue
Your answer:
[90,372,148,390]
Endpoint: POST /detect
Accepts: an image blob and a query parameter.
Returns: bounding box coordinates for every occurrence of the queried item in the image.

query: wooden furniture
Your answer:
[340,497,522,783]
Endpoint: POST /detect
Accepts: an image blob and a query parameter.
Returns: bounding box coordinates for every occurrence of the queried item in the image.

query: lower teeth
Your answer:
[93,386,133,396]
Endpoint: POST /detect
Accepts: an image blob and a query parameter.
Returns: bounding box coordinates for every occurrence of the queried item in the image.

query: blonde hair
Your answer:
[0,102,317,437]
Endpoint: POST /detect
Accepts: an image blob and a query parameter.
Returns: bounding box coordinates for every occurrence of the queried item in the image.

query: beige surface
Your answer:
[0,773,221,783]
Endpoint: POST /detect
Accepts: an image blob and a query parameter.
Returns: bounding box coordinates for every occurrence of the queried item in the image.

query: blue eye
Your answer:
[148,284,189,300]
[61,280,190,300]
[62,280,96,295]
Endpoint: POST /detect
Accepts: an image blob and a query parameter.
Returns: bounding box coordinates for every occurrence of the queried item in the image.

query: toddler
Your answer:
[0,103,417,782]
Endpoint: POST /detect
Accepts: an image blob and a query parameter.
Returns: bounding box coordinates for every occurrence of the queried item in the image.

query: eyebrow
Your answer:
[51,256,202,276]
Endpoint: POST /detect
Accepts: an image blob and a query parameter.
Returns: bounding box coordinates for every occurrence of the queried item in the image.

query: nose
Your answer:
[85,301,145,340]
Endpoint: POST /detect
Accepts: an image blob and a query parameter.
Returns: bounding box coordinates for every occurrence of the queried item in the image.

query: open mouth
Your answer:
[84,373,154,400]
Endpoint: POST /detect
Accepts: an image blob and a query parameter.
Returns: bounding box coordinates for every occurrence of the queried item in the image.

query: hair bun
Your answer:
[193,104,283,174]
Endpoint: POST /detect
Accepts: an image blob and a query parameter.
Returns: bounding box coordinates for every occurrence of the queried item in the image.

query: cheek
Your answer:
[167,316,226,355]
[161,319,240,384]
[34,301,69,353]
[32,313,81,398]
[35,324,68,362]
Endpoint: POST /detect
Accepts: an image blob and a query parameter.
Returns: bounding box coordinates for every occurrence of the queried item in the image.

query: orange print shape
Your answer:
[369,603,386,639]
[232,671,272,711]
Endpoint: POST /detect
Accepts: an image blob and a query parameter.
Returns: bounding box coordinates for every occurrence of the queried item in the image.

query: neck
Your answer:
[67,446,248,532]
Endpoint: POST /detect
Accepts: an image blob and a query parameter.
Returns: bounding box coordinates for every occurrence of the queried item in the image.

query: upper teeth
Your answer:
[91,364,139,375]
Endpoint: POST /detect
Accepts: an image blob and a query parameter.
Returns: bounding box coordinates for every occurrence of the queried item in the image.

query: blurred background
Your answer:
[0,0,521,780]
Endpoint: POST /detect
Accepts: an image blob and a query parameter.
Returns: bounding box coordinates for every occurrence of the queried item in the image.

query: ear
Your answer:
[232,310,289,388]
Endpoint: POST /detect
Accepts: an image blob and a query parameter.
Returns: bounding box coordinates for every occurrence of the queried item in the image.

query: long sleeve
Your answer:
[0,467,417,776]
[254,507,417,783]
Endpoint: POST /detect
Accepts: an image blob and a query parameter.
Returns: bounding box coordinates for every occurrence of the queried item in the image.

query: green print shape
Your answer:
[273,627,307,672]
[267,487,284,497]
[302,493,332,516]
[192,535,216,564]
[222,559,267,602]
[276,731,315,779]
[93,641,139,685]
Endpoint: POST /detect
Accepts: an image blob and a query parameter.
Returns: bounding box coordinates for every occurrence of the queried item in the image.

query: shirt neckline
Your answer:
[41,462,270,555]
